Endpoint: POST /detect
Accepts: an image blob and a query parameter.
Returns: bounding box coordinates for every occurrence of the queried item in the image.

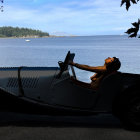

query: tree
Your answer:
[121,0,140,38]
[0,26,49,37]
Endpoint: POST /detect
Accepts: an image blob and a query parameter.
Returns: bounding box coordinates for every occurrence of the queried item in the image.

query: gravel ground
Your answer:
[0,112,140,140]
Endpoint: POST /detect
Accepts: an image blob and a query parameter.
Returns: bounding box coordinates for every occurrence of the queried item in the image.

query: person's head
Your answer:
[105,57,121,71]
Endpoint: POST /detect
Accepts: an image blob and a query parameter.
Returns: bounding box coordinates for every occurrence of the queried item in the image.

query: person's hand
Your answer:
[90,77,96,81]
[90,74,97,81]
[69,61,75,66]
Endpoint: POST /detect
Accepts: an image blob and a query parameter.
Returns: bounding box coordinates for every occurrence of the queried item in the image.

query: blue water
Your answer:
[0,36,140,82]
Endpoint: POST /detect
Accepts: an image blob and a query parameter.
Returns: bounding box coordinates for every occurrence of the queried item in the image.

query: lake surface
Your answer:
[0,36,140,82]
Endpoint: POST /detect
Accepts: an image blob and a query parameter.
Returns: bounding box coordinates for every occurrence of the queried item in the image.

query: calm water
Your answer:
[0,36,140,82]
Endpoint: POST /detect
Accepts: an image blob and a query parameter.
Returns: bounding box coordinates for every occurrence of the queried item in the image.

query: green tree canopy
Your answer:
[0,26,49,37]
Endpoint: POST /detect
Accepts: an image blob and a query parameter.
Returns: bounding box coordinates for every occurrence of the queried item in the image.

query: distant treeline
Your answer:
[0,26,49,37]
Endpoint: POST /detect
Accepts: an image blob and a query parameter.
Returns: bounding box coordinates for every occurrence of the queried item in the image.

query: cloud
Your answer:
[113,27,129,31]
[0,0,140,35]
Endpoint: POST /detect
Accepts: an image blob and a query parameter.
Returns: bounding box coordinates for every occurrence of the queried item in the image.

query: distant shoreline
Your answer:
[0,35,128,39]
[0,35,77,39]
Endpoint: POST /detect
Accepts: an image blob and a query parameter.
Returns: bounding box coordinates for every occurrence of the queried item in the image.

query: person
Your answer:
[69,57,121,90]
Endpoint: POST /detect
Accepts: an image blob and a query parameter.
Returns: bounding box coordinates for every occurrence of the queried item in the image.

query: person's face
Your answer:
[105,57,114,65]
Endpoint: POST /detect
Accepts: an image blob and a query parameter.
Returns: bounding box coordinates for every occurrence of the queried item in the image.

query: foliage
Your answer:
[121,0,139,10]
[0,26,49,37]
[121,0,140,38]
[125,19,140,38]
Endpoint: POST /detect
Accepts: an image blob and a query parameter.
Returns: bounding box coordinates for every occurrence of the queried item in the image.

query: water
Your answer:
[0,36,140,82]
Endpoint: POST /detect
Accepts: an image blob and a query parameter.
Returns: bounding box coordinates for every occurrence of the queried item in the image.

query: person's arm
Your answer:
[90,73,98,80]
[69,62,107,73]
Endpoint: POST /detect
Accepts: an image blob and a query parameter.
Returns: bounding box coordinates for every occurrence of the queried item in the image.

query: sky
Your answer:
[0,0,140,36]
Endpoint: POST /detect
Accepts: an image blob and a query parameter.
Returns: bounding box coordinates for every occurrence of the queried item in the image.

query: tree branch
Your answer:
[120,0,139,10]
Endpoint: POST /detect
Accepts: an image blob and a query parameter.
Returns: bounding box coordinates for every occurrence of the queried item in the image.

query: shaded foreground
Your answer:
[0,112,140,140]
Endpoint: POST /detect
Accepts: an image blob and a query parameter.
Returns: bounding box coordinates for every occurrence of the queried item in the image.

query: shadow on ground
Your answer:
[0,111,122,129]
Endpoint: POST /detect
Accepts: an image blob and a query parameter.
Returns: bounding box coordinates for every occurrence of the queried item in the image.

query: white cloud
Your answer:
[0,0,140,35]
[113,27,128,31]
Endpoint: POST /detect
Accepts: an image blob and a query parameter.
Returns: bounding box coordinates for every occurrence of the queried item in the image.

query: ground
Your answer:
[0,112,140,140]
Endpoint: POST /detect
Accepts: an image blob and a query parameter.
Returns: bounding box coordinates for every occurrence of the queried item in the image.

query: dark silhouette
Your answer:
[69,57,121,90]
[125,19,140,38]
[121,0,138,11]
[121,0,140,38]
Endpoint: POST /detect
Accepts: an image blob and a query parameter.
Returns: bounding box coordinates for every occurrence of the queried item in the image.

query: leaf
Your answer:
[126,1,131,10]
[121,0,138,10]
[121,0,131,10]
[129,33,137,37]
[121,0,126,6]
[132,22,139,28]
[125,19,140,38]
[125,28,137,34]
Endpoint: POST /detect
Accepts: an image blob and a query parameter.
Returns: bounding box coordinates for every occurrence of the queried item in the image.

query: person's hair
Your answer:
[106,57,121,71]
